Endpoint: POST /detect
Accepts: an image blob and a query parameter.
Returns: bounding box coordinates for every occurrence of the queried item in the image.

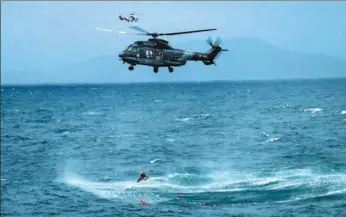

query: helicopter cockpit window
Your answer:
[125,46,133,52]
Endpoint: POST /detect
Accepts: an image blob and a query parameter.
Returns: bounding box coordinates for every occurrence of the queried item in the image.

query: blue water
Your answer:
[1,79,346,217]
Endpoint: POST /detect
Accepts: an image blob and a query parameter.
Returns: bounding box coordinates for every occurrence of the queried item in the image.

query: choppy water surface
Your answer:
[1,79,346,216]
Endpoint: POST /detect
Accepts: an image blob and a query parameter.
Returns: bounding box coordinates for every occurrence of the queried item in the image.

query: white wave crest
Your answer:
[175,117,191,122]
[150,159,160,164]
[268,137,280,143]
[85,111,101,115]
[304,108,323,113]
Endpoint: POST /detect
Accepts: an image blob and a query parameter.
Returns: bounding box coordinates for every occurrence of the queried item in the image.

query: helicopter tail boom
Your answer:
[202,46,224,65]
[179,44,227,65]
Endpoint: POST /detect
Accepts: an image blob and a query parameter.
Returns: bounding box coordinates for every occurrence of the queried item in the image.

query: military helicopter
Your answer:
[119,13,139,23]
[118,26,228,73]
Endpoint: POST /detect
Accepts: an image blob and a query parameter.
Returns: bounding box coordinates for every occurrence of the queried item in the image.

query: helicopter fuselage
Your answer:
[118,38,222,73]
[119,15,138,22]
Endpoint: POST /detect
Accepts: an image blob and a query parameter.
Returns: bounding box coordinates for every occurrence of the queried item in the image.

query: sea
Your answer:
[1,78,346,217]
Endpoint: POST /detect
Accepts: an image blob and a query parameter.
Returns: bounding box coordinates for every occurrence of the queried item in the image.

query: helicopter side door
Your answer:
[143,48,154,65]
[153,49,163,63]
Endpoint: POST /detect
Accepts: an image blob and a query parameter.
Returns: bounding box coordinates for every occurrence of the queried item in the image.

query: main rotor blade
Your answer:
[96,27,113,32]
[129,25,151,34]
[160,28,217,36]
[159,29,217,35]
[117,30,146,35]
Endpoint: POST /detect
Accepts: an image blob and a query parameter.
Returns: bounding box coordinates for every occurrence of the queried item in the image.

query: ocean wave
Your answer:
[275,189,346,204]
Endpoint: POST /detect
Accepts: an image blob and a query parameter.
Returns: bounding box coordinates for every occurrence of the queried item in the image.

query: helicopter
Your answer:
[119,13,139,23]
[118,26,228,73]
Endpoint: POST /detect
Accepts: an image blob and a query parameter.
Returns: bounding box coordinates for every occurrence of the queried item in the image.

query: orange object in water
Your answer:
[139,200,148,205]
[178,194,183,198]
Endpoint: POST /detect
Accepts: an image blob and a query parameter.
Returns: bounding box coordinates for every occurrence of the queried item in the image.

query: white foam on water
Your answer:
[84,111,102,115]
[150,159,160,164]
[341,110,346,114]
[276,188,346,204]
[304,108,323,113]
[321,188,346,196]
[268,137,280,143]
[252,177,280,186]
[262,132,270,137]
[166,138,175,142]
[61,171,171,203]
[61,167,346,204]
[175,117,191,122]
[175,113,211,122]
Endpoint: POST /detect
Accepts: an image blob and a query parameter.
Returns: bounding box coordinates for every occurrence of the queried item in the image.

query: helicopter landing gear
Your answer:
[153,66,159,73]
[129,66,134,71]
[168,66,174,73]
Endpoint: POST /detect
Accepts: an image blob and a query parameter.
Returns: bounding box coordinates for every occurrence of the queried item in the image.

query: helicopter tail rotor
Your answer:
[206,36,226,49]
[204,36,228,66]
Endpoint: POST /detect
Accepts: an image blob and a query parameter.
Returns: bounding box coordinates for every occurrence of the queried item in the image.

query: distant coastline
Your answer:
[2,77,346,87]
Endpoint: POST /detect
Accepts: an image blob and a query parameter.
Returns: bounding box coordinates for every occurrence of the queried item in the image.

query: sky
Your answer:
[1,1,346,83]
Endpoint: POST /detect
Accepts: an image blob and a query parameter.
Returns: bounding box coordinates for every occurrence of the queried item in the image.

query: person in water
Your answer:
[137,172,149,183]
[139,200,148,205]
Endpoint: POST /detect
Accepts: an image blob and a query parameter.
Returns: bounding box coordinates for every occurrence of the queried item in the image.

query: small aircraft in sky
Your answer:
[119,13,139,23]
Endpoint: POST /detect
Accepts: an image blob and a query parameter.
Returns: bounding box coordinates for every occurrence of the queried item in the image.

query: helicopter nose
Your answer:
[119,53,123,58]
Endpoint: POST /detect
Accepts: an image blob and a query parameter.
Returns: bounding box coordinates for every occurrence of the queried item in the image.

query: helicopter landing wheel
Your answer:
[129,66,134,71]
[153,66,159,73]
[168,66,174,73]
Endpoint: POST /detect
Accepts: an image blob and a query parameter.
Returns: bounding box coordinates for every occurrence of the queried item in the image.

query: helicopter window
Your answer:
[125,46,134,52]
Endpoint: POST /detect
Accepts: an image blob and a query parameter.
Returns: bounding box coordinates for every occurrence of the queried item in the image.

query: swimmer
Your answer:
[139,200,148,205]
[137,171,149,183]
